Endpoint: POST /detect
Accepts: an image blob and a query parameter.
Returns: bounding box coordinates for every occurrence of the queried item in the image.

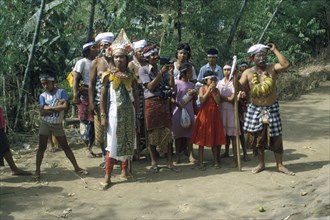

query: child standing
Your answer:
[217,64,240,167]
[35,74,88,180]
[171,63,197,163]
[191,71,226,170]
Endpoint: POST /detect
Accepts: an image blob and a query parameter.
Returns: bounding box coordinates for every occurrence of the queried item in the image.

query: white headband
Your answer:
[203,75,217,80]
[144,48,158,57]
[40,76,55,82]
[223,65,231,70]
[207,54,218,58]
[83,42,96,50]
[133,40,147,49]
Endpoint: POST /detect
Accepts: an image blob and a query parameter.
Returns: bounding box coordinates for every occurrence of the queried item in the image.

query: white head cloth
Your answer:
[143,48,158,57]
[95,32,115,43]
[83,41,96,50]
[247,44,269,56]
[133,40,147,50]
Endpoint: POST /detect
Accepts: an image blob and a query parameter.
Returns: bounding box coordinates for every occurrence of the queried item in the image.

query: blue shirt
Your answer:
[197,63,223,81]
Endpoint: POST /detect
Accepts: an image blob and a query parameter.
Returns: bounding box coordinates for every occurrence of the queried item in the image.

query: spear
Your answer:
[229,55,242,171]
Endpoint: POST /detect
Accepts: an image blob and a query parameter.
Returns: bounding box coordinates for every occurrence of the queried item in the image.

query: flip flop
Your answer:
[32,173,40,181]
[242,155,250,162]
[148,166,159,173]
[166,166,181,173]
[100,182,111,190]
[198,164,206,171]
[76,169,89,175]
[251,166,265,174]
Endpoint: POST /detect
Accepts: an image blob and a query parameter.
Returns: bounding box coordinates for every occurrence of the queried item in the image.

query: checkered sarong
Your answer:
[244,101,282,137]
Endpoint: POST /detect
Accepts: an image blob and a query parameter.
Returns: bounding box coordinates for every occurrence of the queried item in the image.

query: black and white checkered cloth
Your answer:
[244,101,282,137]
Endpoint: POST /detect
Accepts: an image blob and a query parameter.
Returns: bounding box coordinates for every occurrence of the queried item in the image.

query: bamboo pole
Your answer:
[257,0,283,43]
[231,56,242,171]
[14,0,46,129]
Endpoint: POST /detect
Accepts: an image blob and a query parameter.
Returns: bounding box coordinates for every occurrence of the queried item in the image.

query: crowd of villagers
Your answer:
[0,28,295,190]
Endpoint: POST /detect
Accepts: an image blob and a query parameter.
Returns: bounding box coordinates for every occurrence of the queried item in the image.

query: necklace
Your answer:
[251,67,273,98]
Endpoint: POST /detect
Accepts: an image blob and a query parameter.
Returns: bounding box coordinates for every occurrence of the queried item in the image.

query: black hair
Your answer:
[207,48,218,55]
[179,62,192,79]
[175,42,191,60]
[82,41,94,58]
[203,70,216,78]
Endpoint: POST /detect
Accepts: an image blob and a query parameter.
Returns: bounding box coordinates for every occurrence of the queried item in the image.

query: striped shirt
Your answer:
[39,89,68,124]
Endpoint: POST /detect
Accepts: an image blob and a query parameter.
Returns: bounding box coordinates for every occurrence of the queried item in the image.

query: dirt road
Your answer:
[1,81,329,220]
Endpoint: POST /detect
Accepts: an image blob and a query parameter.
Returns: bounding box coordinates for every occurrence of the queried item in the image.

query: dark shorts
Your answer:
[246,125,283,156]
[0,128,10,166]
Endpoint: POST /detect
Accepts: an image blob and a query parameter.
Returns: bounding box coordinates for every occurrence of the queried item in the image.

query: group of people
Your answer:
[0,29,295,189]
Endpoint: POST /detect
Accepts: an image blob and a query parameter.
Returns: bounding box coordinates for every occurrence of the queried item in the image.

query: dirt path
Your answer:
[1,81,329,220]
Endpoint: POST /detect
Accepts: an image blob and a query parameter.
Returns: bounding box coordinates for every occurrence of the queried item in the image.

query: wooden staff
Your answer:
[230,56,242,171]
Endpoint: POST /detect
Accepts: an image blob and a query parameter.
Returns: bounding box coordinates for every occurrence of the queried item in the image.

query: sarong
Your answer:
[144,97,171,131]
[94,109,105,147]
[243,101,282,137]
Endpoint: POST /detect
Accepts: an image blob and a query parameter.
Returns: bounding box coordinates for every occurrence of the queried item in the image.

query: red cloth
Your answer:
[191,88,226,147]
[0,107,5,129]
[144,97,171,131]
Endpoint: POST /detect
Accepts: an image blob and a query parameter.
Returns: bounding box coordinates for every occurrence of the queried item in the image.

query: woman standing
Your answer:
[138,44,176,172]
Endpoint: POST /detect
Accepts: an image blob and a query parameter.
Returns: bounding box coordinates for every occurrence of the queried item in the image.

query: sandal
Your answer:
[148,166,159,173]
[32,173,40,181]
[100,182,111,190]
[197,164,206,171]
[166,166,181,173]
[86,151,96,158]
[242,155,250,162]
[75,169,89,175]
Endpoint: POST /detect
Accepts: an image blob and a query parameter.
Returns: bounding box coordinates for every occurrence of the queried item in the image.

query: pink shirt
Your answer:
[0,107,5,129]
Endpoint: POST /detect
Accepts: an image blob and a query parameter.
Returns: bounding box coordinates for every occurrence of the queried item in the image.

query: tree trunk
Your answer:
[177,0,182,43]
[86,0,97,41]
[258,0,283,43]
[14,0,46,130]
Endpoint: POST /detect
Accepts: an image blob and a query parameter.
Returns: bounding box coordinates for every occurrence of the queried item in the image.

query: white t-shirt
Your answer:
[73,58,92,86]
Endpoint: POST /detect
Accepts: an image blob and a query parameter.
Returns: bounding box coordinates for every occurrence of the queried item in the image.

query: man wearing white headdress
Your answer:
[239,43,294,175]
[88,32,114,166]
[128,39,148,159]
[99,30,137,189]
[72,41,98,158]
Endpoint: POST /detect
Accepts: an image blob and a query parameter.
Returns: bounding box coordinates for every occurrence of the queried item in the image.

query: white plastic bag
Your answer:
[180,108,191,128]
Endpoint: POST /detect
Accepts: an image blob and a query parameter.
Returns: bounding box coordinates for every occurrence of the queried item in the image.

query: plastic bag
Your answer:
[180,108,191,128]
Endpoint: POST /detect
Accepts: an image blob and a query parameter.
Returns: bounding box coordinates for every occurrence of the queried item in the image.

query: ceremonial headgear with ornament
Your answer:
[107,28,132,56]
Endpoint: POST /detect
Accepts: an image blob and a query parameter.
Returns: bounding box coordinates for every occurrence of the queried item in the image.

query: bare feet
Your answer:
[278,165,295,176]
[251,165,265,174]
[189,156,197,164]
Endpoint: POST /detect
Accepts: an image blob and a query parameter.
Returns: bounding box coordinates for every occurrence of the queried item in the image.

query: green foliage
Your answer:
[1,0,328,130]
